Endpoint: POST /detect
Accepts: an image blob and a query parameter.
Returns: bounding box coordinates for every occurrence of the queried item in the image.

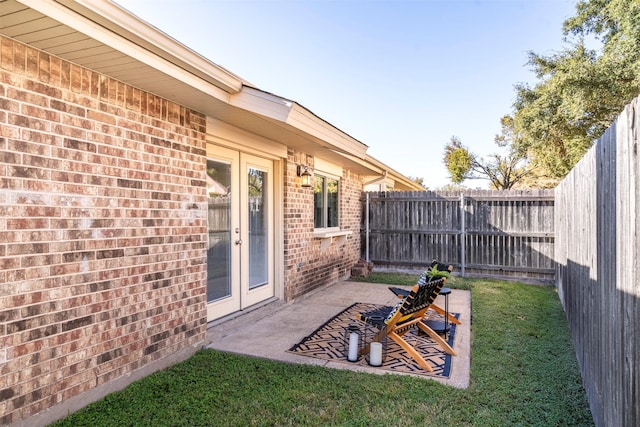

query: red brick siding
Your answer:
[283,149,362,301]
[0,36,207,425]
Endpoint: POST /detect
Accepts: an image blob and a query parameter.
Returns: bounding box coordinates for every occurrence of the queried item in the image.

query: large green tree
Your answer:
[513,0,640,178]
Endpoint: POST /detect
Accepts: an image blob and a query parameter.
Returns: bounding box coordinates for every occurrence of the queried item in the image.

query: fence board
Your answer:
[362,189,555,283]
[555,95,639,427]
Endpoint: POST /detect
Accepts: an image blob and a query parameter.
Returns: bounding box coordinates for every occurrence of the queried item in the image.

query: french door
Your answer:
[206,147,274,321]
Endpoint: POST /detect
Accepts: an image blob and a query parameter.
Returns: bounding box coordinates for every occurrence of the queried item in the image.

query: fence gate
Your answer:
[361,189,555,283]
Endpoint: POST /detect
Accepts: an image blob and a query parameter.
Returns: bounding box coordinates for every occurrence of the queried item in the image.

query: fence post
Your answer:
[460,193,466,277]
[365,192,370,262]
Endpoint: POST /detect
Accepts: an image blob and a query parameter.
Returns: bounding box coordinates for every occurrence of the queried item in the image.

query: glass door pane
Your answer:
[206,159,231,302]
[240,154,273,307]
[248,167,268,289]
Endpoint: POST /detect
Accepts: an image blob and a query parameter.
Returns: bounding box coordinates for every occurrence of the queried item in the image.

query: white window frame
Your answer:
[313,172,340,231]
[312,159,351,251]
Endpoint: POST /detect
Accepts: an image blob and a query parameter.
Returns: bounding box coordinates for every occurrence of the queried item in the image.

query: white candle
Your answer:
[348,332,359,361]
[369,342,383,366]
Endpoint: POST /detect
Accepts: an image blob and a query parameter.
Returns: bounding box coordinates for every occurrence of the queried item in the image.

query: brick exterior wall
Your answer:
[283,149,362,301]
[0,36,208,425]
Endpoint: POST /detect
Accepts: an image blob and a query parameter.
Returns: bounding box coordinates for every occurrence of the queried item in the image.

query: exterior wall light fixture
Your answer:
[297,165,313,188]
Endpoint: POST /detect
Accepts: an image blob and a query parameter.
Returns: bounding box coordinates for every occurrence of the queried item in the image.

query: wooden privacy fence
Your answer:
[555,95,639,427]
[361,189,555,283]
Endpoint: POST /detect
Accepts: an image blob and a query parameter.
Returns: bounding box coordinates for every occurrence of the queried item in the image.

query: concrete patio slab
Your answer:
[206,280,471,388]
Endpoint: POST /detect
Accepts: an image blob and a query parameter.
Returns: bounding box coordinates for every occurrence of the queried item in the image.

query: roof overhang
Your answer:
[1,0,421,189]
[337,151,424,191]
[229,86,368,159]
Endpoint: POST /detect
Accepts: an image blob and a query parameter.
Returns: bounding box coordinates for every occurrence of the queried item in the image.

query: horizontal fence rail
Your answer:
[361,189,555,283]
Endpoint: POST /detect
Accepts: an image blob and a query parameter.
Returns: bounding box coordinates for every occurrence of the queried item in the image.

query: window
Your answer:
[314,174,339,229]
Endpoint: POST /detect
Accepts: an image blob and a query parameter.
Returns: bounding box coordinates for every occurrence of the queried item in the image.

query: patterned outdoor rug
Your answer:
[288,302,459,378]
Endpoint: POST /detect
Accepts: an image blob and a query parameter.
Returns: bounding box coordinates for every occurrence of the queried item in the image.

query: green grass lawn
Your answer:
[51,275,593,426]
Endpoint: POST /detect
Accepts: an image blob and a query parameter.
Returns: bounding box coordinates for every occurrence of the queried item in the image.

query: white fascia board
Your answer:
[364,153,424,190]
[69,0,245,94]
[287,104,368,159]
[229,86,293,122]
[364,175,389,186]
[231,86,368,159]
[330,149,383,174]
[18,0,232,102]
[333,149,423,191]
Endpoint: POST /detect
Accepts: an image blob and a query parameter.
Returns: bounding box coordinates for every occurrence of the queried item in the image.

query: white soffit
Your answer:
[3,0,234,103]
[65,0,246,93]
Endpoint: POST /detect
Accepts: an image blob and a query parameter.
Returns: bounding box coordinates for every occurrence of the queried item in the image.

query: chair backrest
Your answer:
[399,275,445,316]
[383,273,446,325]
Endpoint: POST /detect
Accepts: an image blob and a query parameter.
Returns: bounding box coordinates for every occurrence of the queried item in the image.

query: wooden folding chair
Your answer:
[359,274,456,372]
[388,260,461,326]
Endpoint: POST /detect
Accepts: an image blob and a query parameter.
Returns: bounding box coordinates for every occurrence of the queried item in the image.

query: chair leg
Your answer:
[429,304,461,325]
[417,322,457,356]
[388,331,434,372]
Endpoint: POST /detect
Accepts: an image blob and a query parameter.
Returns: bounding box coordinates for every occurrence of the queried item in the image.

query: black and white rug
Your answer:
[288,302,458,378]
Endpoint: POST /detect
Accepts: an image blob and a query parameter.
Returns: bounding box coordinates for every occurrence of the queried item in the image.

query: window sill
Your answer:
[313,230,353,252]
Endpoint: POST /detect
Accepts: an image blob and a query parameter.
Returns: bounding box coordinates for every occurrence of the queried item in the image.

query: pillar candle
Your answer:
[369,342,383,366]
[348,332,359,362]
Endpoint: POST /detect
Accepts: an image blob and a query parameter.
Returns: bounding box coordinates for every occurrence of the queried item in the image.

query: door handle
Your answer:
[235,239,243,245]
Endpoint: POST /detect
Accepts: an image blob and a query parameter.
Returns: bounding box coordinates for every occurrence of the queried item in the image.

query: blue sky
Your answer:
[115,0,579,189]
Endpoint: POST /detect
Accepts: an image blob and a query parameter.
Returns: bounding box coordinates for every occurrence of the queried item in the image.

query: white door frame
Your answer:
[239,153,275,307]
[205,145,278,321]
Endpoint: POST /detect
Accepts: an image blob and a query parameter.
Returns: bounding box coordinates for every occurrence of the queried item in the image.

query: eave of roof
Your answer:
[3,0,422,189]
[231,86,368,159]
[60,0,247,94]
